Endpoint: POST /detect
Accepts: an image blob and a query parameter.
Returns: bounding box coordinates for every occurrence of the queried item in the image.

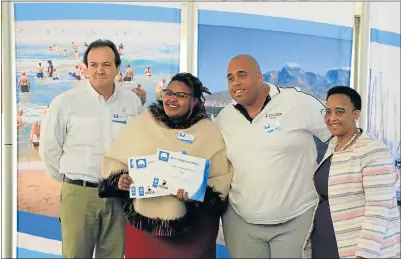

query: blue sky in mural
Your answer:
[198,24,353,100]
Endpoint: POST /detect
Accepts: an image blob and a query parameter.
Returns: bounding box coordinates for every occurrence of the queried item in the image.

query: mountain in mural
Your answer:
[206,63,351,103]
[205,90,232,102]
[263,63,351,101]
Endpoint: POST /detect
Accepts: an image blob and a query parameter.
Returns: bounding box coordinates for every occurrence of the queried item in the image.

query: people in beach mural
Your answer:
[15,18,180,219]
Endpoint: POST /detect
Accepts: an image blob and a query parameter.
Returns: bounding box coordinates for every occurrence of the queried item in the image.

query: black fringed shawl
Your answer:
[98,101,227,236]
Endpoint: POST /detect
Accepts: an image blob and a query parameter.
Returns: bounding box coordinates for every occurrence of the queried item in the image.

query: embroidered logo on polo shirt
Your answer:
[265,112,283,120]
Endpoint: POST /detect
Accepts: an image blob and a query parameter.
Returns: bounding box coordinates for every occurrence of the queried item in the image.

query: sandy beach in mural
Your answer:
[18,152,60,217]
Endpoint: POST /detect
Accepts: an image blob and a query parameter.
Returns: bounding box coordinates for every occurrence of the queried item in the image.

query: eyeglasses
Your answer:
[321,107,356,118]
[163,89,192,100]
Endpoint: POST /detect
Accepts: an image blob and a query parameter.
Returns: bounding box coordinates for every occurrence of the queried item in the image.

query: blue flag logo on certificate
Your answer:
[138,187,144,197]
[152,178,159,188]
[130,185,136,198]
[136,159,147,169]
[158,151,170,162]
[129,159,135,168]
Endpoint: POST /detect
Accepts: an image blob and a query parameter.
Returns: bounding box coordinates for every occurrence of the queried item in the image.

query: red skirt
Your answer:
[125,211,220,258]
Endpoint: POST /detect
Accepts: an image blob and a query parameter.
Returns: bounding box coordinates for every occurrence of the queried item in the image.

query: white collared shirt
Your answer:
[215,83,331,224]
[39,82,144,183]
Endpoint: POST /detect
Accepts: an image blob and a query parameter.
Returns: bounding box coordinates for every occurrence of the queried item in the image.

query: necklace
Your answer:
[337,128,361,152]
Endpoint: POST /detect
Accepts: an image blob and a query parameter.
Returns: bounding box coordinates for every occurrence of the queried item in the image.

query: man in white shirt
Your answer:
[39,39,143,258]
[214,55,331,258]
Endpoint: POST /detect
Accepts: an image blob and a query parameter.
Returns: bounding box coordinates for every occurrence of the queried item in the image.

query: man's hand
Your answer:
[118,174,133,191]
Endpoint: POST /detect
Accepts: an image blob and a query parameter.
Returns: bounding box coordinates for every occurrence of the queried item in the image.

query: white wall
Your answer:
[13,1,182,9]
[370,2,400,33]
[368,2,400,156]
[197,2,355,27]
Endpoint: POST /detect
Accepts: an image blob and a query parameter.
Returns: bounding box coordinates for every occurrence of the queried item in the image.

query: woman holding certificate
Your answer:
[98,72,233,258]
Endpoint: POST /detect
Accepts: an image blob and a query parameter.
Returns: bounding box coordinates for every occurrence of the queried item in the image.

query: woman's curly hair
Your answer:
[168,72,211,102]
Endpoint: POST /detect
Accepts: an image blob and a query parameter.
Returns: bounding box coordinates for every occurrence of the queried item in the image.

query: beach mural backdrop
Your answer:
[15,3,180,257]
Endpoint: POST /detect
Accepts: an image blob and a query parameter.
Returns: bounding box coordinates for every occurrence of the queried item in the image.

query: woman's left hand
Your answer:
[171,188,190,201]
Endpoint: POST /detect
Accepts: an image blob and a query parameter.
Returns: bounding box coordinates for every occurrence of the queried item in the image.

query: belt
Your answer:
[63,175,99,188]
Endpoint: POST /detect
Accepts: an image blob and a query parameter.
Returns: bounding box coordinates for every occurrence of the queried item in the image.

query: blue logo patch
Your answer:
[158,151,170,162]
[130,186,136,197]
[138,187,144,196]
[129,159,135,168]
[152,178,159,188]
[136,159,147,169]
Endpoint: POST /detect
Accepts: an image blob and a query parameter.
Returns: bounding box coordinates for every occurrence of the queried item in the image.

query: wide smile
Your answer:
[165,102,180,109]
[233,89,246,96]
[329,123,341,129]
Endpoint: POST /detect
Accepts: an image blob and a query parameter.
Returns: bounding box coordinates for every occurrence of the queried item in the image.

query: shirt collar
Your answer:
[86,80,117,103]
[265,82,280,98]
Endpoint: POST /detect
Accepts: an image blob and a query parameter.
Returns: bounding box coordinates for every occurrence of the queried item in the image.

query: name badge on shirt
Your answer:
[112,112,127,125]
[177,132,195,144]
[264,121,281,134]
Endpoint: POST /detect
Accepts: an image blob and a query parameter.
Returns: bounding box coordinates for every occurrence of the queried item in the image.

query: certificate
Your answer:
[152,149,211,202]
[128,155,169,199]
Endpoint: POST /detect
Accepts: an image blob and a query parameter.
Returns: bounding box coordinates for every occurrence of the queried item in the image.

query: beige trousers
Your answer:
[59,181,126,258]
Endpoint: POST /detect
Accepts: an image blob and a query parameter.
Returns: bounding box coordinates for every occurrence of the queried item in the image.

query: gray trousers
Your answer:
[222,203,315,258]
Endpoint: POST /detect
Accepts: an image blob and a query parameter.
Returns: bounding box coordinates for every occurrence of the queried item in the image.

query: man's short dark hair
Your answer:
[326,86,362,110]
[83,39,121,68]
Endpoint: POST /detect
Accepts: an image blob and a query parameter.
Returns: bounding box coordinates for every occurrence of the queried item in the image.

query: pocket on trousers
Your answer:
[60,181,75,203]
